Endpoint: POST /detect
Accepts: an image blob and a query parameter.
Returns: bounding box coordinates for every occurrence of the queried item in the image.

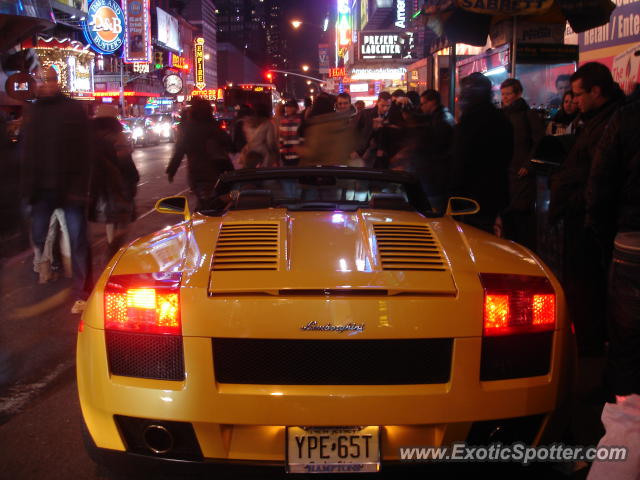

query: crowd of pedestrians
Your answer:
[10,60,640,476]
[210,65,639,477]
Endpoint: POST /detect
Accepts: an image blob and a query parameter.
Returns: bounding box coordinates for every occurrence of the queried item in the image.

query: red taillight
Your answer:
[481,274,556,336]
[104,273,182,335]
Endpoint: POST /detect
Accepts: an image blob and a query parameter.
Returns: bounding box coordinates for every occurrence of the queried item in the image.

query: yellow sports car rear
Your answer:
[77,167,575,474]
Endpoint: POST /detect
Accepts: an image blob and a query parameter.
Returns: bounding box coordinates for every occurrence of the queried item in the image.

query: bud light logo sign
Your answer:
[83,0,125,54]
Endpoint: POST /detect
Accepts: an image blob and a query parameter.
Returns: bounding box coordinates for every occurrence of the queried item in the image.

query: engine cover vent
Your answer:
[373,223,446,271]
[212,223,279,271]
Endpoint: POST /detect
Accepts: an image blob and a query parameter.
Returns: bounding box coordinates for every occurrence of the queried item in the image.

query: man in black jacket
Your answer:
[21,67,92,313]
[585,84,640,479]
[354,91,403,168]
[549,62,625,356]
[451,72,513,233]
[415,89,455,213]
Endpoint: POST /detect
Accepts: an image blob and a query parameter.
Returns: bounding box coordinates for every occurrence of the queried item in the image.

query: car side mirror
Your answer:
[155,196,191,221]
[446,197,480,216]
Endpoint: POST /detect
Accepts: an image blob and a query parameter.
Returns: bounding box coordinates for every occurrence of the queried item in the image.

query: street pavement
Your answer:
[0,142,606,479]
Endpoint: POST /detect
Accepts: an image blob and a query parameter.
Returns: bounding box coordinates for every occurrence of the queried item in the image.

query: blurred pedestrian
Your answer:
[354,100,365,114]
[279,99,302,166]
[167,97,234,210]
[586,84,640,480]
[297,92,356,167]
[231,104,254,154]
[20,67,92,313]
[500,78,545,251]
[89,108,139,262]
[238,102,280,168]
[550,62,626,356]
[451,72,513,233]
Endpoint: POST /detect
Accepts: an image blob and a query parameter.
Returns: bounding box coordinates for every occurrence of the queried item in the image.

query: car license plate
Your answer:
[286,426,380,474]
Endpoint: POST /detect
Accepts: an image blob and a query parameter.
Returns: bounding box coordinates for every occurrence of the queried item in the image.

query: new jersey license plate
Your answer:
[286,426,380,474]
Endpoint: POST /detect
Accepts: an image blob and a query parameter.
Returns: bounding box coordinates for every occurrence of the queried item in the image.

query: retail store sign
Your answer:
[169,53,188,70]
[351,67,406,80]
[133,62,150,73]
[395,0,405,28]
[190,88,224,101]
[329,67,346,78]
[612,42,640,94]
[83,0,125,54]
[194,37,205,90]
[360,33,402,59]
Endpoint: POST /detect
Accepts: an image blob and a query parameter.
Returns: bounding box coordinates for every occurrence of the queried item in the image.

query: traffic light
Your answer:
[265,71,273,82]
[154,51,164,69]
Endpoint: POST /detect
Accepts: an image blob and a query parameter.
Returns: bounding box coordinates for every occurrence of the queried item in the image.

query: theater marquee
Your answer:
[359,32,407,60]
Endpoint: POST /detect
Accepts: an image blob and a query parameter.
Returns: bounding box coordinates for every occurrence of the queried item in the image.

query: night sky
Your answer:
[280,0,333,72]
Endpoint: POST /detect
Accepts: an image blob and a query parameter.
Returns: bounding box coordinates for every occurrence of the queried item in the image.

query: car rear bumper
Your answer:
[77,325,575,463]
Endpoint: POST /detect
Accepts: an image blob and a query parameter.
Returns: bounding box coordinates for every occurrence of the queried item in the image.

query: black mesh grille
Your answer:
[480,332,553,381]
[106,331,185,381]
[212,338,453,385]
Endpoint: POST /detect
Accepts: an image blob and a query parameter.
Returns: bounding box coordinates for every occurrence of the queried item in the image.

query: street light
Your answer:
[290,18,329,32]
[306,80,311,85]
[302,64,309,72]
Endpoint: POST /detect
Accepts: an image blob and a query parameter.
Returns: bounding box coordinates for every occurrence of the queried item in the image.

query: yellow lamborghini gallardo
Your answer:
[77,167,575,474]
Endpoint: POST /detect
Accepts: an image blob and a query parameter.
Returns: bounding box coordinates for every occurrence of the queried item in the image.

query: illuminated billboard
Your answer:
[156,7,180,52]
[123,0,151,63]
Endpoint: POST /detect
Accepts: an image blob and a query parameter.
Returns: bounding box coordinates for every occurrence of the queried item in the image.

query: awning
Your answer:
[416,0,616,46]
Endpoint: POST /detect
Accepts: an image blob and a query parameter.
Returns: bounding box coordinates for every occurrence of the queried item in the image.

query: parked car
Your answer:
[77,167,575,475]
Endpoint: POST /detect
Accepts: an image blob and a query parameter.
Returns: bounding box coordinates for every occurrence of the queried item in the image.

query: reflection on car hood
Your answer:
[201,209,457,296]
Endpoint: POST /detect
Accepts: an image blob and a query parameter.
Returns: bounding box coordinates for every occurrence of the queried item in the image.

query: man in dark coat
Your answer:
[500,78,545,251]
[451,72,513,233]
[414,89,455,212]
[354,91,404,169]
[167,97,234,210]
[21,67,92,312]
[586,84,640,479]
[549,62,625,356]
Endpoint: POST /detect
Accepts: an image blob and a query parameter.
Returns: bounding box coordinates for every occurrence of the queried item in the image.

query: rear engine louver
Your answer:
[212,223,279,271]
[373,224,446,271]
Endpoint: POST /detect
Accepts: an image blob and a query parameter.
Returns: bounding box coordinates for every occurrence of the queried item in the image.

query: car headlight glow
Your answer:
[133,127,144,139]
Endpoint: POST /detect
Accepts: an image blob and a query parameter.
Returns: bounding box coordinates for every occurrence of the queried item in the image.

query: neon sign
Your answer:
[395,0,406,29]
[194,37,205,90]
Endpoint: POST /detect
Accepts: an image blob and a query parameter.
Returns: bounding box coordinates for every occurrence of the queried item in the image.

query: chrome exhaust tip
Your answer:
[143,424,174,454]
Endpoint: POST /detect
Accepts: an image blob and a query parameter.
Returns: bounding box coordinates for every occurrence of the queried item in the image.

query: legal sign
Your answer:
[329,67,346,78]
[194,37,205,90]
[83,0,125,55]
